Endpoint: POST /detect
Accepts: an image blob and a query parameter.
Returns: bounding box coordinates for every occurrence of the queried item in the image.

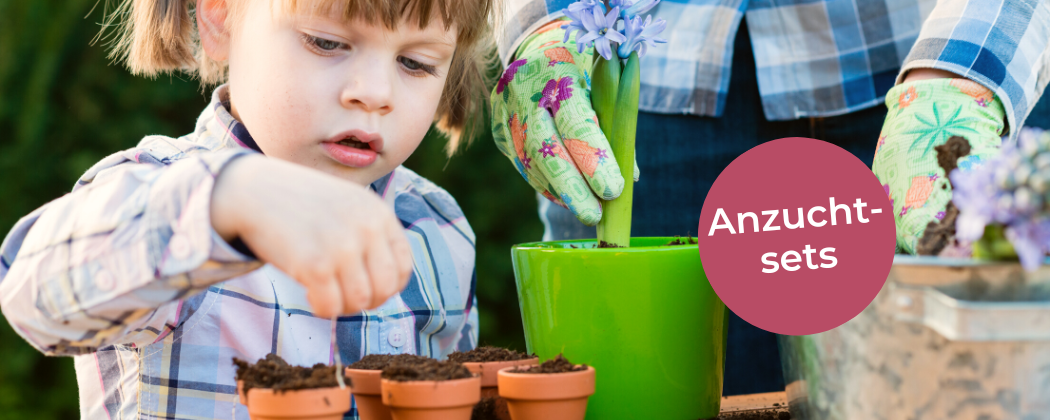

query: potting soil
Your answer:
[916,136,971,256]
[470,397,499,420]
[234,353,351,393]
[347,353,430,370]
[512,354,587,374]
[702,409,791,420]
[381,358,473,381]
[665,235,698,245]
[448,346,534,363]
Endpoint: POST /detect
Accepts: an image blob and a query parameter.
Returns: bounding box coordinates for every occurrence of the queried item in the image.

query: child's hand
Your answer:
[211,154,414,317]
[491,19,639,226]
[872,77,1006,254]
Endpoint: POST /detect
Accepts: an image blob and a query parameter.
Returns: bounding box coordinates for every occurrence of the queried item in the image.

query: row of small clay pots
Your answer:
[349,358,596,420]
[235,359,594,420]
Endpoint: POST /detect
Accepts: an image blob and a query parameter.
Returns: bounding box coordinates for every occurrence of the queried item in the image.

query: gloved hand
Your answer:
[491,18,639,226]
[872,78,1006,254]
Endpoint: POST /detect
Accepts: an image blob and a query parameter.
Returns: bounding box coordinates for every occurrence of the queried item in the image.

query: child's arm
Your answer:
[0,139,263,355]
[0,138,412,355]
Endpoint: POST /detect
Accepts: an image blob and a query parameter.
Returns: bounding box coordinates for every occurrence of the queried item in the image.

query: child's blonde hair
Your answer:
[104,0,498,154]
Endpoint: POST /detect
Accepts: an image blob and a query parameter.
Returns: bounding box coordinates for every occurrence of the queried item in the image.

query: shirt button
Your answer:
[95,270,115,292]
[387,328,406,348]
[169,234,191,260]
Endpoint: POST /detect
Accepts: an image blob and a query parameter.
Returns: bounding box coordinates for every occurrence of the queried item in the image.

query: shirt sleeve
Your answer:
[497,0,569,66]
[898,0,1050,141]
[0,138,264,356]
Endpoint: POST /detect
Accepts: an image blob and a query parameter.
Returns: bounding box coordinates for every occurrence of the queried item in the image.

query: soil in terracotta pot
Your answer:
[701,409,792,420]
[511,354,587,374]
[447,346,534,363]
[917,136,971,256]
[380,358,473,381]
[233,353,351,393]
[347,353,429,370]
[470,397,500,420]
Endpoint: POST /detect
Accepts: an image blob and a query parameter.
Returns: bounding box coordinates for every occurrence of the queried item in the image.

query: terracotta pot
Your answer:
[244,386,351,420]
[497,366,596,420]
[345,368,392,420]
[463,359,538,420]
[380,376,481,420]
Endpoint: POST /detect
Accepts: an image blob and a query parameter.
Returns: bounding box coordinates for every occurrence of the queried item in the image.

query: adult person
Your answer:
[492,0,1050,394]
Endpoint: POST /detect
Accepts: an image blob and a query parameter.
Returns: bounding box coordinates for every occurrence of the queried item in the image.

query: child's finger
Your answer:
[338,251,372,314]
[548,75,625,200]
[365,234,399,309]
[306,274,344,319]
[387,220,414,292]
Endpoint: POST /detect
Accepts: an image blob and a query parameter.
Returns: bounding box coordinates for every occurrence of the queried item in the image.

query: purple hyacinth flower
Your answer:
[951,127,1050,270]
[616,14,667,59]
[561,0,601,44]
[1006,218,1050,271]
[951,162,998,241]
[571,5,626,60]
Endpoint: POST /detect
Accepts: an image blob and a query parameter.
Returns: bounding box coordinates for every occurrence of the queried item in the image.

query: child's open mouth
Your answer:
[337,137,371,150]
[323,130,383,168]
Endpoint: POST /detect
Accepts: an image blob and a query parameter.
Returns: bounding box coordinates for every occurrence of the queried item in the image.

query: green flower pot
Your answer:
[510,237,728,419]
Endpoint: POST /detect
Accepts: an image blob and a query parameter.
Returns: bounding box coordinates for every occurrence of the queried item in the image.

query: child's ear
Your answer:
[197,0,230,61]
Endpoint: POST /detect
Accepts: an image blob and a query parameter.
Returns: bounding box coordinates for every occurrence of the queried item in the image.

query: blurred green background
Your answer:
[0,1,541,418]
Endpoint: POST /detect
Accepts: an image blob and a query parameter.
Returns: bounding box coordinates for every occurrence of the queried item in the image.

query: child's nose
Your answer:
[340,65,394,115]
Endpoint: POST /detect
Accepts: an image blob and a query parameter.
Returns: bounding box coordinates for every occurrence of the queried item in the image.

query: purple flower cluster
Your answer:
[561,0,667,61]
[951,127,1050,270]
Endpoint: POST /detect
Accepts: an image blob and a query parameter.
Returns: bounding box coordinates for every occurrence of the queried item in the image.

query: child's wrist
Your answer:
[211,153,261,242]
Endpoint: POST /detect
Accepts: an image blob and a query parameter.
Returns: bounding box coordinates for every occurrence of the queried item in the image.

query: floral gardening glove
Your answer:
[491,18,639,226]
[872,78,1006,254]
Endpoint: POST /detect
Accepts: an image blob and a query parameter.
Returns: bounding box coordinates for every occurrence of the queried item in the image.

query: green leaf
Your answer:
[530,92,543,103]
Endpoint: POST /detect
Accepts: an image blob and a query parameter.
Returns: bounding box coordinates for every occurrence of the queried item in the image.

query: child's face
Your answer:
[225,1,456,185]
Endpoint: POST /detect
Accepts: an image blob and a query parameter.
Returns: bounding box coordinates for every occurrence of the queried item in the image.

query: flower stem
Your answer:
[591,56,620,146]
[596,52,640,247]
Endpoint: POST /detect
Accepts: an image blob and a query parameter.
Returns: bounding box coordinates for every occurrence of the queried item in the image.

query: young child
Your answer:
[0,0,494,418]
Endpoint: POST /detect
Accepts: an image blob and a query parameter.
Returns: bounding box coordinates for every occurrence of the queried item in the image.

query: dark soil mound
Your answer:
[471,397,499,420]
[347,353,430,370]
[666,235,697,245]
[703,409,792,420]
[381,358,473,382]
[233,353,350,393]
[917,136,971,255]
[597,240,624,248]
[512,354,587,374]
[448,346,534,363]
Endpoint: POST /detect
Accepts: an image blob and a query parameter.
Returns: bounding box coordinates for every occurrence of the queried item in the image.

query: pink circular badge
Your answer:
[697,138,895,336]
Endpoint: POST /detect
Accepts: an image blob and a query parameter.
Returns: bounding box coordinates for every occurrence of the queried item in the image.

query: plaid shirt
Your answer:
[0,86,478,420]
[497,0,1050,139]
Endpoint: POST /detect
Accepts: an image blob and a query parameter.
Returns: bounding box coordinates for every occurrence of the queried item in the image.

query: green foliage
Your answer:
[0,1,538,416]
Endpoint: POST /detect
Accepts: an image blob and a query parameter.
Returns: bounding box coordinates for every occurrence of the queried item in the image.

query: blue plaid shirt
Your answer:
[497,0,1050,139]
[0,86,478,419]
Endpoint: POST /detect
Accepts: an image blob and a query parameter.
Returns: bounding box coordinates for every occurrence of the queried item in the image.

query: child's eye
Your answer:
[398,56,437,77]
[303,34,346,53]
